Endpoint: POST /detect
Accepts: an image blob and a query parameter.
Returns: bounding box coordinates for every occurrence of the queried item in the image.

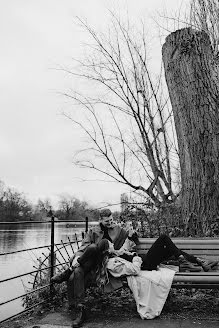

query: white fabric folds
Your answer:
[106,257,175,320]
[107,256,142,277]
[127,268,175,319]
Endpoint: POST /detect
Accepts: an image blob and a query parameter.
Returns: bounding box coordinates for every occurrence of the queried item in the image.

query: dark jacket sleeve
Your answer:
[128,232,139,245]
[75,229,94,257]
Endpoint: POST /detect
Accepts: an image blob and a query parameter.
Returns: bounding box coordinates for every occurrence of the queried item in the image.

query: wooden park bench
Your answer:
[46,236,219,291]
[136,238,219,289]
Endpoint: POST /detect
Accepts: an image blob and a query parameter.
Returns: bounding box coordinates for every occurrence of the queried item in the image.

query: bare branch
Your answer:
[63,14,179,206]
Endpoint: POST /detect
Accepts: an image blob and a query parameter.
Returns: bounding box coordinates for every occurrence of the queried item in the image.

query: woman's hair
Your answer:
[97,239,109,253]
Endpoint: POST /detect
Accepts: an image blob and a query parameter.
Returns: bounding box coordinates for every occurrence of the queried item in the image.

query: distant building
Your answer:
[120,193,129,213]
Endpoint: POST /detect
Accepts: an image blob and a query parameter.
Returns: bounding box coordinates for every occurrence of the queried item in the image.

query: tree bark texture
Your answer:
[162,28,219,236]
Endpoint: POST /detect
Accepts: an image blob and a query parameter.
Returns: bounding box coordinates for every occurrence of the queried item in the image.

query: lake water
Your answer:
[0,221,97,322]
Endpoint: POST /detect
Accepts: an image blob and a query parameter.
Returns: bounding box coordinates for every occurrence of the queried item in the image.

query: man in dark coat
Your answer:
[51,208,137,328]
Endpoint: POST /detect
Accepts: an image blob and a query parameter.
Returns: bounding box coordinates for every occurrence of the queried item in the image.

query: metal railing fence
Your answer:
[0,216,89,324]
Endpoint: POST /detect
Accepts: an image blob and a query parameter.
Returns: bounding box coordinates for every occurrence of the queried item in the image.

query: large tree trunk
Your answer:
[162,28,219,236]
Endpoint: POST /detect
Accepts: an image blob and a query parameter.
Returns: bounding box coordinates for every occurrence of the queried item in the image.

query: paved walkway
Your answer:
[25,311,219,328]
[25,322,219,328]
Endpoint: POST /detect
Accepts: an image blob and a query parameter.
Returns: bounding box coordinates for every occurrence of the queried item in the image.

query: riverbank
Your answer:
[2,287,219,328]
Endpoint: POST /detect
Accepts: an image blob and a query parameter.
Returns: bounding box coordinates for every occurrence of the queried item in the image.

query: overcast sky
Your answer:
[0,0,188,210]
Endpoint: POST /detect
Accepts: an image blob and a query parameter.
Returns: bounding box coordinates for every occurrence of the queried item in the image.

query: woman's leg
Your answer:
[140,234,182,270]
[181,250,199,264]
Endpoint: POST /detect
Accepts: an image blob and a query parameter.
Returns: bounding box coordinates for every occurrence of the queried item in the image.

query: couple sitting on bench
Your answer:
[51,208,218,328]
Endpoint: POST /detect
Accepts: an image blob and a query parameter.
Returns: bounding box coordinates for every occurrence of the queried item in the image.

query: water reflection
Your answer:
[0,221,95,322]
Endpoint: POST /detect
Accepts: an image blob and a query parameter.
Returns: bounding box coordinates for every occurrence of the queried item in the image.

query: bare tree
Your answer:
[58,195,88,221]
[0,181,32,221]
[190,0,219,55]
[162,1,219,236]
[63,14,179,207]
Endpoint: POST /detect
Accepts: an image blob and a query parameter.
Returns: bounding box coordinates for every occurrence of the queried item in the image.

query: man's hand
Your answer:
[114,247,135,256]
[70,255,80,270]
[108,241,115,254]
[128,226,135,237]
[125,222,137,237]
[121,249,135,256]
[108,242,132,256]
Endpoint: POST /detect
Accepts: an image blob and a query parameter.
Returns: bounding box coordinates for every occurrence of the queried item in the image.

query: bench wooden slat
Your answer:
[175,272,219,276]
[175,245,219,249]
[137,244,219,249]
[137,251,219,259]
[181,250,219,256]
[173,275,219,283]
[172,283,219,288]
[138,238,219,245]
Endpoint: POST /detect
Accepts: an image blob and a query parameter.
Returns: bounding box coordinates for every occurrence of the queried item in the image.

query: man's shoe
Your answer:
[179,256,202,272]
[72,304,86,328]
[51,268,72,284]
[196,258,219,272]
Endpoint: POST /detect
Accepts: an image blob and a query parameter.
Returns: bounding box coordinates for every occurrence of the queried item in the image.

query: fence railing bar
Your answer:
[55,244,69,266]
[61,239,71,260]
[0,245,51,256]
[0,240,76,256]
[35,256,51,276]
[0,262,66,284]
[75,233,79,248]
[32,256,49,287]
[0,283,51,307]
[0,299,47,324]
[0,220,88,224]
[37,257,49,269]
[34,250,50,273]
[0,237,83,257]
[68,236,75,254]
[47,247,66,271]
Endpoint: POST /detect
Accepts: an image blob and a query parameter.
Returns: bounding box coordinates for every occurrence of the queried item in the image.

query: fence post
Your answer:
[48,209,55,295]
[85,217,88,233]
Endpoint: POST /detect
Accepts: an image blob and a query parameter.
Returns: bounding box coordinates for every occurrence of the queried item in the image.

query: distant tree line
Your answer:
[0,180,99,222]
[0,180,32,221]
